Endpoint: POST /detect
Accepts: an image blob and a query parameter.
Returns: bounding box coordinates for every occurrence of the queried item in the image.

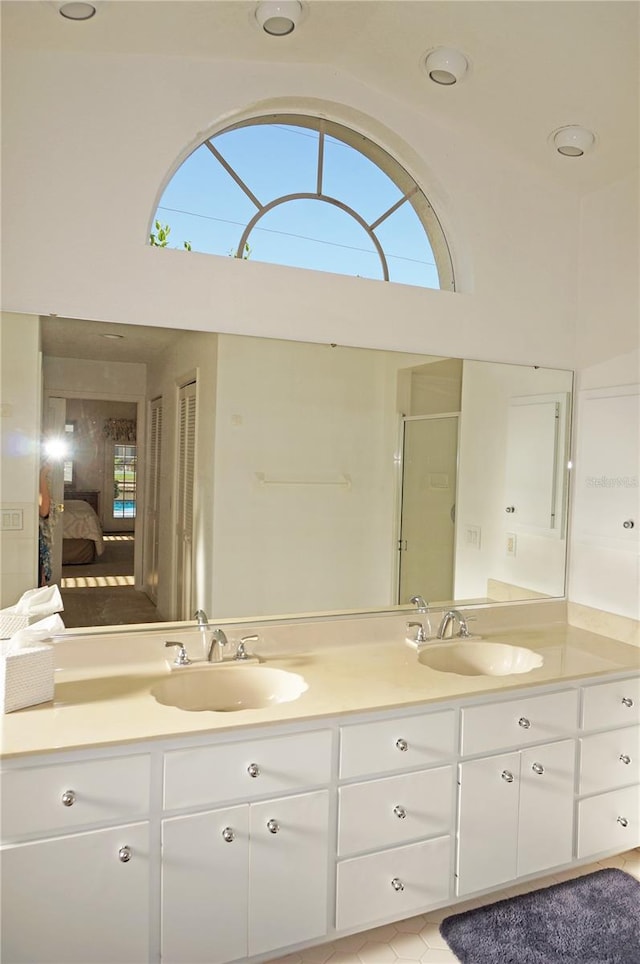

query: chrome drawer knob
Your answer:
[617,816,629,828]
[623,520,635,529]
[531,762,545,775]
[222,827,235,843]
[393,805,407,819]
[505,506,515,513]
[61,790,76,807]
[622,697,634,708]
[396,738,408,752]
[247,763,260,778]
[391,877,404,892]
[501,770,515,783]
[620,754,632,765]
[518,717,531,729]
[266,819,279,834]
[118,846,132,863]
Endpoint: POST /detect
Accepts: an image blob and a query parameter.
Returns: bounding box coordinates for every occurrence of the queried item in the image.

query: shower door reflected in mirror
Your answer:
[398,415,459,606]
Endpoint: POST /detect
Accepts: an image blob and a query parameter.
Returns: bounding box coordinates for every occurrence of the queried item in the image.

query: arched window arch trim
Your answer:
[154,111,456,292]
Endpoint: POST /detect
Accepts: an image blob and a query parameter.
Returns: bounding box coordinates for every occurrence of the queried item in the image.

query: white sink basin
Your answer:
[152,665,308,712]
[418,641,543,677]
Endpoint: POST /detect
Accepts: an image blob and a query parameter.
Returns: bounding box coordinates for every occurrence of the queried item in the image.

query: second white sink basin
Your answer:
[152,665,308,712]
[418,641,543,677]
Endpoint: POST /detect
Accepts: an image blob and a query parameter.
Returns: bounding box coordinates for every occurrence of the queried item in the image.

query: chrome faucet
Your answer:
[194,609,229,662]
[207,627,229,663]
[410,595,429,613]
[437,609,470,639]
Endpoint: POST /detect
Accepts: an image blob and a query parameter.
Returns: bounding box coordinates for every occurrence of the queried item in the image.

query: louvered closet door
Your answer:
[175,381,197,620]
[143,397,163,603]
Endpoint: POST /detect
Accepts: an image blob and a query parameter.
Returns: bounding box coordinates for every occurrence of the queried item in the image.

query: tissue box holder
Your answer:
[0,612,35,639]
[0,645,54,713]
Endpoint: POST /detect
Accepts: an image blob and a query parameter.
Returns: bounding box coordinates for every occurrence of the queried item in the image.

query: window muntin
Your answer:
[113,444,137,520]
[154,115,454,291]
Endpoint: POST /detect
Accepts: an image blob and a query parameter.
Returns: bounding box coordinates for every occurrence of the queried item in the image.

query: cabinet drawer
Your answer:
[163,729,332,810]
[336,835,451,933]
[339,710,455,780]
[576,785,640,858]
[338,765,453,857]
[0,754,151,839]
[581,676,640,731]
[460,690,578,756]
[579,726,640,795]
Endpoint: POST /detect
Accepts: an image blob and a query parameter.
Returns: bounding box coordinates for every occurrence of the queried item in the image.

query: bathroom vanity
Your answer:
[1,612,638,964]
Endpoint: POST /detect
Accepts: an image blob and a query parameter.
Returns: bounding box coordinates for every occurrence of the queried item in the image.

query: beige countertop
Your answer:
[1,621,639,759]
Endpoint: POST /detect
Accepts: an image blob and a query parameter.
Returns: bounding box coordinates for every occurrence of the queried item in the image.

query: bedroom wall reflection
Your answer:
[40,317,573,629]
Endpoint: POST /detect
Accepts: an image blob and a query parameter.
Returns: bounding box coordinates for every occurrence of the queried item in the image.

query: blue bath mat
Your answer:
[440,868,640,963]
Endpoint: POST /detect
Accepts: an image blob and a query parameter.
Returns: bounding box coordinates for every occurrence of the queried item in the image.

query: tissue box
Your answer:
[0,645,55,713]
[0,612,35,640]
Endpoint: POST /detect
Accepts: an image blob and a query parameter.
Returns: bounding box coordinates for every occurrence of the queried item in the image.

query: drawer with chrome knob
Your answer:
[531,762,545,775]
[118,845,132,863]
[221,826,235,843]
[501,769,515,783]
[579,726,640,795]
[266,818,280,834]
[337,766,453,857]
[390,877,404,892]
[247,763,261,778]
[0,755,151,839]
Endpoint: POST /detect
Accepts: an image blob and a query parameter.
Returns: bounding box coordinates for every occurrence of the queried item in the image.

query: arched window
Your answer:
[153,115,454,291]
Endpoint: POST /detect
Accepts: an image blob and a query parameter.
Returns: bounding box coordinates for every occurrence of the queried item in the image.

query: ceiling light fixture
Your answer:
[255,1,301,36]
[552,126,595,157]
[424,47,468,85]
[58,2,96,20]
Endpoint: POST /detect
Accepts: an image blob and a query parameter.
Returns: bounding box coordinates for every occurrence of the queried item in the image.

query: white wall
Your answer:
[568,174,640,622]
[1,49,579,369]
[0,314,41,606]
[455,362,572,601]
[211,336,428,617]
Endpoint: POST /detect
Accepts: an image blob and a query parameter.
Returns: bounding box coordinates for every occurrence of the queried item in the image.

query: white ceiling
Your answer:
[3,0,639,198]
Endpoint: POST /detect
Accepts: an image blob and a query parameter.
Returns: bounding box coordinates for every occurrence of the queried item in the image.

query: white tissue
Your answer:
[13,584,64,617]
[7,613,66,653]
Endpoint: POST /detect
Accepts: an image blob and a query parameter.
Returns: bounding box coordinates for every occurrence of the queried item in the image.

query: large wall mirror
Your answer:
[40,317,573,629]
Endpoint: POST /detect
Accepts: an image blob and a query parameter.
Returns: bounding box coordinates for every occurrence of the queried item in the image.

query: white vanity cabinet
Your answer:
[576,675,640,859]
[161,728,332,963]
[456,689,578,896]
[335,709,456,932]
[0,753,151,964]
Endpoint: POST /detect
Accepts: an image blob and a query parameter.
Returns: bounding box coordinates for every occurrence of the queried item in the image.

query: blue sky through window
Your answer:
[155,121,442,289]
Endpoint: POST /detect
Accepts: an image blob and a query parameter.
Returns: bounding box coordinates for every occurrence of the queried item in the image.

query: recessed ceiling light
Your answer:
[255,1,302,36]
[101,333,125,340]
[59,3,96,21]
[424,47,468,85]
[552,126,595,157]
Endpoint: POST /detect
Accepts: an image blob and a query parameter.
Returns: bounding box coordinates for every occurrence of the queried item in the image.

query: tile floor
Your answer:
[268,849,640,963]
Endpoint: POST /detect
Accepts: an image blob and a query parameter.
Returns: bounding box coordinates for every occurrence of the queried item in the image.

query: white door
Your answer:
[457,752,519,895]
[398,415,458,605]
[517,740,575,877]
[1,823,149,963]
[249,790,329,956]
[42,396,66,586]
[175,381,197,620]
[161,806,249,964]
[143,396,163,602]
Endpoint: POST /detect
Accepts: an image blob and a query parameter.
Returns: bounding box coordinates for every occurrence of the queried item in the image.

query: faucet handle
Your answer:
[456,616,476,638]
[165,641,191,666]
[236,635,259,660]
[407,621,428,644]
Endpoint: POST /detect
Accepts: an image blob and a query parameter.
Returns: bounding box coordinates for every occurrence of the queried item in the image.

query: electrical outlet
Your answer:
[1,509,24,531]
[506,532,517,556]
